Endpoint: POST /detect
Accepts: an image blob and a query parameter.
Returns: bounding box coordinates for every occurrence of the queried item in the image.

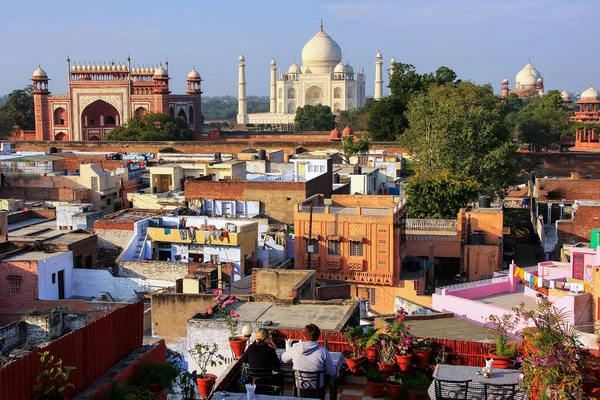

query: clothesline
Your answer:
[513,265,590,293]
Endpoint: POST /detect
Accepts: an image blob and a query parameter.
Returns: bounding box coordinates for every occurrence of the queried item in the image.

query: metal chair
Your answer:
[483,383,518,400]
[293,370,326,400]
[243,365,283,396]
[434,379,472,400]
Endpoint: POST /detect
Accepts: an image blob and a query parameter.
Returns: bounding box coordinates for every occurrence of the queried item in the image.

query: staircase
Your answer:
[132,228,148,260]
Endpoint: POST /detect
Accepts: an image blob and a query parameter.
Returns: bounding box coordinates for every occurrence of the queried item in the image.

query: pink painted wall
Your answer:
[570,247,597,283]
[537,261,570,281]
[444,281,510,300]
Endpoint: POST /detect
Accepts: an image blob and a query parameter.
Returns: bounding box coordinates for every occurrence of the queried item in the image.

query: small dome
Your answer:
[32,66,48,78]
[342,125,354,136]
[270,58,276,66]
[71,65,76,72]
[561,90,571,101]
[111,64,117,71]
[345,63,354,74]
[238,54,245,62]
[390,57,396,64]
[502,77,508,83]
[376,51,382,59]
[581,86,600,100]
[334,62,345,73]
[288,62,301,74]
[187,68,201,79]
[76,64,81,72]
[330,127,341,140]
[153,66,168,78]
[537,77,543,83]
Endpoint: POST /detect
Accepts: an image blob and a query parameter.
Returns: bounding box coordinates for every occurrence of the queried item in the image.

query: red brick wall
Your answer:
[536,178,600,201]
[557,206,600,245]
[0,260,39,322]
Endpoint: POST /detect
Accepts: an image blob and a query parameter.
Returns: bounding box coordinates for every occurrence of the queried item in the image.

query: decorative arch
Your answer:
[169,106,175,118]
[287,102,296,114]
[278,102,283,114]
[305,86,323,105]
[333,102,342,112]
[177,109,187,121]
[54,108,67,126]
[80,99,120,140]
[288,88,296,99]
[334,88,342,99]
[189,106,194,124]
[135,107,149,118]
[88,135,100,141]
[54,132,68,141]
[347,88,355,99]
[105,115,116,125]
[278,88,283,99]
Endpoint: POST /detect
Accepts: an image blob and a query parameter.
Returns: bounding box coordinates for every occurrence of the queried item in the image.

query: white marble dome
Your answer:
[288,62,301,74]
[153,66,168,78]
[334,62,345,73]
[581,86,600,100]
[560,90,571,101]
[33,66,47,78]
[516,62,541,88]
[301,28,342,73]
[344,63,354,74]
[187,68,201,79]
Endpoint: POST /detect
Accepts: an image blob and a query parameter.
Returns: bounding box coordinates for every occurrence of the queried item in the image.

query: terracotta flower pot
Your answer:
[487,351,516,369]
[196,374,217,398]
[345,356,366,373]
[378,362,396,378]
[367,380,386,398]
[413,349,432,366]
[407,388,420,400]
[229,337,248,358]
[366,347,379,363]
[395,354,412,371]
[147,383,164,394]
[388,382,403,400]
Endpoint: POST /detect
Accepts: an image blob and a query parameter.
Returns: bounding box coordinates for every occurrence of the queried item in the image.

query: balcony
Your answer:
[406,218,458,235]
[147,227,241,246]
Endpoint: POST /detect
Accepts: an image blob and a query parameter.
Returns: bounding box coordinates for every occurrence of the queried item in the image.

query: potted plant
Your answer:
[343,326,366,373]
[377,339,396,377]
[130,362,180,395]
[514,299,587,400]
[484,312,519,369]
[358,326,380,363]
[404,372,431,400]
[33,351,76,400]
[188,342,225,398]
[178,370,199,400]
[412,338,433,366]
[394,335,413,371]
[387,375,403,400]
[208,288,246,358]
[365,366,386,398]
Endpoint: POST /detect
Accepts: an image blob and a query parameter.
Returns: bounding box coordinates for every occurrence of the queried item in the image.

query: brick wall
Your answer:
[316,283,351,300]
[519,152,600,182]
[0,260,39,322]
[0,320,24,353]
[557,205,600,245]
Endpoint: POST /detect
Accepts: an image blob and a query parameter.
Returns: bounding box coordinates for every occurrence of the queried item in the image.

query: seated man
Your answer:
[281,324,337,396]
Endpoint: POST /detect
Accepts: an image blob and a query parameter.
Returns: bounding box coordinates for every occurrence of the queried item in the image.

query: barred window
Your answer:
[350,241,363,257]
[378,249,387,254]
[378,239,387,244]
[9,280,21,293]
[306,239,319,254]
[327,240,341,255]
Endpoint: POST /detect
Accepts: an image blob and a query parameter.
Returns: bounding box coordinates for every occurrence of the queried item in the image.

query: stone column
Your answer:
[237,54,248,125]
[269,59,277,113]
[374,52,383,101]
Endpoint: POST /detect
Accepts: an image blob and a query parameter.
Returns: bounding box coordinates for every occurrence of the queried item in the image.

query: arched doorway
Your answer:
[287,102,296,114]
[177,108,187,122]
[80,100,120,141]
[54,132,68,141]
[305,86,323,106]
[189,106,194,125]
[135,107,148,118]
[169,107,175,118]
[89,135,100,141]
[54,108,67,126]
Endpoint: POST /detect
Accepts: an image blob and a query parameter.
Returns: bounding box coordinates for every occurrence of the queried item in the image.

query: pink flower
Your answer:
[207,307,213,315]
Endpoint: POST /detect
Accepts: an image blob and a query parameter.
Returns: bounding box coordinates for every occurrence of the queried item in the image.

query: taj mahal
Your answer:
[237,22,392,125]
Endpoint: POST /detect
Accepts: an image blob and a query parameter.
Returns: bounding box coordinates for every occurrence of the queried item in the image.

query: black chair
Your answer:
[483,383,518,400]
[293,370,326,400]
[434,379,472,400]
[243,365,283,396]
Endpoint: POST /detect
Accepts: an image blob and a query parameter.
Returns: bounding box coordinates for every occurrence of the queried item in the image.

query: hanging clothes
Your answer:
[189,229,196,243]
[179,229,187,240]
[164,228,171,235]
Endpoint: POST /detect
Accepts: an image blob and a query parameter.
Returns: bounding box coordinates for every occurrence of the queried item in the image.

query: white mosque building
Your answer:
[237,23,393,125]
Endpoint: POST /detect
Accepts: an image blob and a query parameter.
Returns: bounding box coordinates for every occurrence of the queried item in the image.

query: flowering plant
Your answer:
[484,312,518,356]
[388,308,411,344]
[343,326,364,359]
[514,299,588,400]
[378,339,396,364]
[395,335,413,356]
[207,288,242,340]
[412,337,433,351]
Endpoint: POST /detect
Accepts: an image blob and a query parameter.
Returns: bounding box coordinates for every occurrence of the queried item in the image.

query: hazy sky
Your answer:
[1,0,599,97]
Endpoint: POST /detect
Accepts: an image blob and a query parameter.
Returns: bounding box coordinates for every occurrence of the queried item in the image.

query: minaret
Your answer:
[32,65,51,140]
[374,51,383,101]
[501,78,509,99]
[270,59,277,113]
[389,57,396,96]
[237,54,248,125]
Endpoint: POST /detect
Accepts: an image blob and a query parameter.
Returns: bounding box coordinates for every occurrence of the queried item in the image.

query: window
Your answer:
[378,260,386,265]
[91,176,98,191]
[8,276,21,293]
[306,239,318,254]
[107,198,112,205]
[90,118,96,125]
[378,227,387,232]
[327,240,341,255]
[52,273,56,284]
[105,115,116,125]
[378,239,386,244]
[307,165,313,172]
[350,241,363,257]
[378,249,387,254]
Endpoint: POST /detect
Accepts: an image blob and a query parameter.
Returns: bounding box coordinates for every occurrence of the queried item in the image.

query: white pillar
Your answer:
[270,59,277,113]
[237,54,248,125]
[374,51,383,101]
[389,57,396,96]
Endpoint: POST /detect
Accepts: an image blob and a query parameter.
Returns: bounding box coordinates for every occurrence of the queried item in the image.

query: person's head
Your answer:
[256,328,270,343]
[304,324,321,342]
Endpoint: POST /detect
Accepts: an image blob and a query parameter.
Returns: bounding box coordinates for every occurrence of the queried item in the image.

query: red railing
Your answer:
[0,301,144,400]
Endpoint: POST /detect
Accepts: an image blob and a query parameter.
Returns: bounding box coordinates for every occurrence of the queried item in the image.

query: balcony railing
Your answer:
[406,218,458,232]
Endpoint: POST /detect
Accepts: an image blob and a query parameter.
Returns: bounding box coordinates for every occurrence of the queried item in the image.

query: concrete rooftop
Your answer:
[407,317,491,342]
[5,250,69,261]
[474,286,538,311]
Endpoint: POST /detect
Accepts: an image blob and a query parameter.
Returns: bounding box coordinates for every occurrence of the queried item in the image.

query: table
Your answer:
[276,348,345,398]
[428,365,527,400]
[214,392,318,400]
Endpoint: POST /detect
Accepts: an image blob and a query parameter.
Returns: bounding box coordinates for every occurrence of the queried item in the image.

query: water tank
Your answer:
[353,164,361,175]
[257,149,266,160]
[333,173,340,184]
[48,147,57,154]
[470,230,485,245]
[478,195,491,208]
[591,228,600,249]
[214,152,221,160]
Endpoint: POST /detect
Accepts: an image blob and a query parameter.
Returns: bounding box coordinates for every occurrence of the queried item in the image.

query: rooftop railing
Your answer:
[407,218,458,231]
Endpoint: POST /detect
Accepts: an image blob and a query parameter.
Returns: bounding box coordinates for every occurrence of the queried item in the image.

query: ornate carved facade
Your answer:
[30,58,202,141]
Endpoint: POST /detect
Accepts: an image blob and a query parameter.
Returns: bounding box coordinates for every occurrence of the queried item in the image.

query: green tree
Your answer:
[501,93,524,132]
[339,136,372,164]
[405,172,480,218]
[401,81,517,197]
[104,113,194,141]
[367,96,407,141]
[294,104,336,131]
[1,86,34,130]
[336,98,375,131]
[516,90,571,152]
[0,110,14,137]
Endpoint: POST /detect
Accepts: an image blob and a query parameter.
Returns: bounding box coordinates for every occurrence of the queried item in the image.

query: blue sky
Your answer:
[1,0,599,97]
